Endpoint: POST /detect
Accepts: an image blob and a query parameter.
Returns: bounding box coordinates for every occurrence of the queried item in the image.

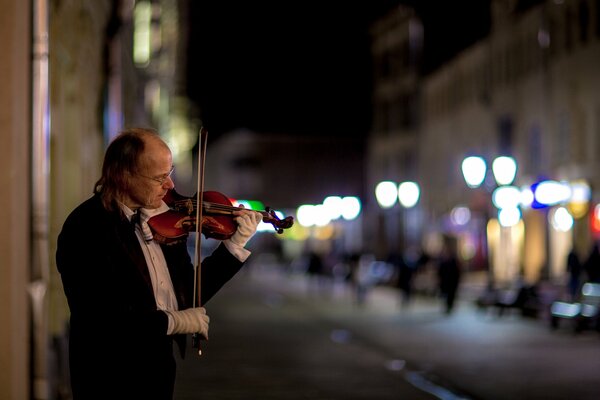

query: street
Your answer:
[174,262,600,400]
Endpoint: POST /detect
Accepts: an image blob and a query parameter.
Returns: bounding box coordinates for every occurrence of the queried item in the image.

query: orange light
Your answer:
[590,204,600,235]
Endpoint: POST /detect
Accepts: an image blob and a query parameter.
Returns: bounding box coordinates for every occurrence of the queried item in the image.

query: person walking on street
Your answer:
[56,127,263,400]
[584,242,600,283]
[566,247,583,301]
[438,237,462,314]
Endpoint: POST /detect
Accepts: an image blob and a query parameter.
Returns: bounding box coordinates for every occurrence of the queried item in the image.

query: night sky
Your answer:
[185,1,490,142]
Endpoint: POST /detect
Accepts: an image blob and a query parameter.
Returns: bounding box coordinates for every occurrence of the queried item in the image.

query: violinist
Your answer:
[56,127,263,400]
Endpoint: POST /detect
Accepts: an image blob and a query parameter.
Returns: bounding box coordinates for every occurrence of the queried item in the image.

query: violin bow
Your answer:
[192,127,208,355]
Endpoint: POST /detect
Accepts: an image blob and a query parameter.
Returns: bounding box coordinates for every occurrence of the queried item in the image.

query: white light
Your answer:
[492,186,521,209]
[550,207,573,232]
[341,197,361,220]
[375,181,398,208]
[296,204,316,227]
[520,186,534,208]
[323,196,343,220]
[535,180,572,206]
[398,181,420,208]
[570,181,591,203]
[498,207,521,227]
[461,156,487,188]
[492,156,518,186]
[450,206,471,226]
[313,204,332,227]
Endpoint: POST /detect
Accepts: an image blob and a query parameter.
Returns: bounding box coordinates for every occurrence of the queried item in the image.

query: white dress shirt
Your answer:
[121,201,250,335]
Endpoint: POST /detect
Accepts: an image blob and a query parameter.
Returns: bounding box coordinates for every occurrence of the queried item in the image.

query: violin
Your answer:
[147,188,294,244]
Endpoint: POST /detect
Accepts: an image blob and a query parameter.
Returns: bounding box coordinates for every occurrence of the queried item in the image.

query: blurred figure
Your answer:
[438,237,462,314]
[566,247,582,301]
[306,250,325,293]
[391,247,425,308]
[395,256,413,307]
[584,242,600,283]
[352,253,376,306]
[345,252,364,305]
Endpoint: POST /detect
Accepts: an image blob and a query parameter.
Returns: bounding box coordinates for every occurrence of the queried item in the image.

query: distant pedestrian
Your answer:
[566,248,582,301]
[396,258,414,307]
[584,242,600,283]
[306,250,326,293]
[351,253,376,306]
[391,247,424,308]
[438,237,462,314]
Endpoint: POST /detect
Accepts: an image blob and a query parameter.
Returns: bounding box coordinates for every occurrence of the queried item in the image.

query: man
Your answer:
[56,127,262,399]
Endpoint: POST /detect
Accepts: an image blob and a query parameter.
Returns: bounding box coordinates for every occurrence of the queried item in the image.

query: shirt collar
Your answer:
[120,201,170,222]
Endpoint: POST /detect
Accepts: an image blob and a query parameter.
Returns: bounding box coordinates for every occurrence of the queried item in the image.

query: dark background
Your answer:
[185,1,491,141]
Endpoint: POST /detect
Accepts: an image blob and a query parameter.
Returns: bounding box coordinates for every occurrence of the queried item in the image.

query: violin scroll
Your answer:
[263,206,294,234]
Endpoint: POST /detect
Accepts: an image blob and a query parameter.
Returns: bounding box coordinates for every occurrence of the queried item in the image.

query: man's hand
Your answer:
[167,307,210,339]
[229,207,263,247]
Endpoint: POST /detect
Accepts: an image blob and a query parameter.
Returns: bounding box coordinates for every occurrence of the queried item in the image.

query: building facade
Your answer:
[366,5,423,259]
[368,0,600,286]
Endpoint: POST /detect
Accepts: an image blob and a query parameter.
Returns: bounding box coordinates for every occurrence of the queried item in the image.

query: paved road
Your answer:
[174,264,600,400]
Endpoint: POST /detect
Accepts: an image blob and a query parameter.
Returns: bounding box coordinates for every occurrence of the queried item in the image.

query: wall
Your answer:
[0,1,31,399]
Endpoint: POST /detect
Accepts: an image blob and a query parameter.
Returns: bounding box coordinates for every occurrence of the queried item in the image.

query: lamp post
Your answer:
[461,155,518,286]
[375,180,421,257]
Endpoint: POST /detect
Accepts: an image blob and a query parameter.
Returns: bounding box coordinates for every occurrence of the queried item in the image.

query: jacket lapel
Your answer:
[115,217,154,294]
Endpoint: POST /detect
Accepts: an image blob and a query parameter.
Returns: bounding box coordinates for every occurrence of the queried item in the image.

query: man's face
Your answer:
[124,138,174,210]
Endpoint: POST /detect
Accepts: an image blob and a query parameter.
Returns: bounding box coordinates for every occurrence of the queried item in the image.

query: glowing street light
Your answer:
[461,155,518,189]
[461,156,487,188]
[375,180,421,209]
[340,196,361,220]
[375,181,398,209]
[492,156,518,186]
[460,154,520,283]
[398,181,420,208]
[296,196,362,227]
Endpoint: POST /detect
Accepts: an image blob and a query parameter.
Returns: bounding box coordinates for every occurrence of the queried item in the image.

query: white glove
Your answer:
[229,207,263,247]
[166,308,210,339]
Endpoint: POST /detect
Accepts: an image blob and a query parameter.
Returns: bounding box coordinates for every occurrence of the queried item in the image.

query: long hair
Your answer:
[94,127,159,212]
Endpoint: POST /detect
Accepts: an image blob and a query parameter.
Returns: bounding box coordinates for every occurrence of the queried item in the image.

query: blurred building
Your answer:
[204,128,364,210]
[203,128,365,260]
[366,5,423,259]
[367,0,600,287]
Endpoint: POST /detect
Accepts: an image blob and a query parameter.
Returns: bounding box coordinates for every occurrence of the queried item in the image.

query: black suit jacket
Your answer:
[56,194,245,399]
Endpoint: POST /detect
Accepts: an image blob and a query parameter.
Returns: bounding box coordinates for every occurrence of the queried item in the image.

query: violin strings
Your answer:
[171,200,270,216]
[168,199,292,228]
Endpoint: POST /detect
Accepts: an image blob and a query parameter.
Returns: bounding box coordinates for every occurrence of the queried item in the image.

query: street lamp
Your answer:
[375,180,421,209]
[375,181,399,209]
[461,155,518,189]
[374,180,421,257]
[461,156,487,188]
[461,154,520,286]
[398,181,420,208]
[492,156,518,186]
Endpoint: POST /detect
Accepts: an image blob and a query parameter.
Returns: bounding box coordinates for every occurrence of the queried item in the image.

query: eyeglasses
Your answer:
[138,166,174,185]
